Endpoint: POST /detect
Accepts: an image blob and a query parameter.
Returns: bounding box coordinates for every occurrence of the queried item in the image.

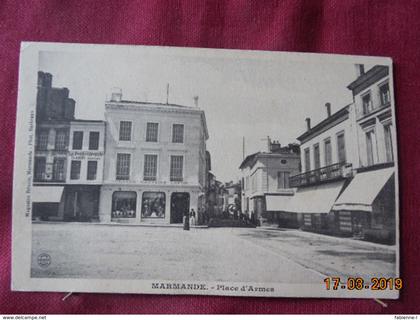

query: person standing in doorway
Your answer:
[189,208,196,226]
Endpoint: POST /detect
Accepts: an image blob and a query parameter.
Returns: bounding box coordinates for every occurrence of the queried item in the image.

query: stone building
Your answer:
[98,90,209,225]
[239,139,301,226]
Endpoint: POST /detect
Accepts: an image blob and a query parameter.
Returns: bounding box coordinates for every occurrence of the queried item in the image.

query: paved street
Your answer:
[31,223,396,282]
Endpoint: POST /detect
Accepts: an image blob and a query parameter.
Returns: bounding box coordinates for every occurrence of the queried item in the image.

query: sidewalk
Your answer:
[259,226,396,252]
[32,221,208,229]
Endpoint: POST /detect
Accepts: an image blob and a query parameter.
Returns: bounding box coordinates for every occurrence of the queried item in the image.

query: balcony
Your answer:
[289,162,350,188]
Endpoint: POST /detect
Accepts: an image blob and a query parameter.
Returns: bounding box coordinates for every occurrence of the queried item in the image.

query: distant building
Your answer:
[333,65,396,243]
[32,72,105,222]
[98,90,209,225]
[239,139,301,226]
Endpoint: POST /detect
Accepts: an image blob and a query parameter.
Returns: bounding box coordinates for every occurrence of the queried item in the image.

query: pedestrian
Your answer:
[183,209,190,230]
[189,208,196,226]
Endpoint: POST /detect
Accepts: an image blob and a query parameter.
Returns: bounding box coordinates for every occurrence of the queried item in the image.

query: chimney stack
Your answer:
[193,96,199,108]
[305,117,311,131]
[325,102,331,117]
[355,64,365,77]
[110,87,122,102]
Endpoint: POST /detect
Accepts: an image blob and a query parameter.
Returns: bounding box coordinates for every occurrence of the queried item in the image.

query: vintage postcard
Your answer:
[12,42,400,298]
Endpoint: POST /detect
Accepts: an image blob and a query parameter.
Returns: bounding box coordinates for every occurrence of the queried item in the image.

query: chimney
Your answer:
[305,117,311,131]
[193,96,199,108]
[110,87,122,102]
[355,64,365,77]
[270,140,281,153]
[325,102,331,117]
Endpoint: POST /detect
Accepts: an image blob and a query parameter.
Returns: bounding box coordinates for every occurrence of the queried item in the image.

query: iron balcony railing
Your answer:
[289,162,349,188]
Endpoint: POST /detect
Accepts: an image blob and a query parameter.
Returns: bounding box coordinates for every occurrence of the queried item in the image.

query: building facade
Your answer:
[240,140,300,226]
[333,65,396,243]
[98,92,209,225]
[32,72,105,222]
[288,103,357,233]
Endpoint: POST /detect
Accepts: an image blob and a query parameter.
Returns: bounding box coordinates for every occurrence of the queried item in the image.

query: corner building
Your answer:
[98,93,209,225]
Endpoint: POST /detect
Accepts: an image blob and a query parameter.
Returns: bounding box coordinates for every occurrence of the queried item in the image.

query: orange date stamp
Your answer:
[324,277,403,290]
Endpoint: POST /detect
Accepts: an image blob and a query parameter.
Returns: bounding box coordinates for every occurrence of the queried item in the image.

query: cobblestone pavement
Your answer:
[31,223,396,283]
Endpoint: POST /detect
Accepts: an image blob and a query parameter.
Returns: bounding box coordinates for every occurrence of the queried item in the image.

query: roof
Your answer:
[347,65,389,94]
[239,149,299,169]
[239,152,259,169]
[110,100,195,109]
[297,105,350,142]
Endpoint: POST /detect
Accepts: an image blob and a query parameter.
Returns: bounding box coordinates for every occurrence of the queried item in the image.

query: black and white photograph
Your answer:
[12,42,399,299]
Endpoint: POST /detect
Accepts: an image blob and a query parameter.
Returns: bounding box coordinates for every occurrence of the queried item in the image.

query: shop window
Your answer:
[119,121,132,141]
[72,131,83,150]
[142,192,165,218]
[112,191,137,218]
[89,131,100,150]
[146,122,159,142]
[172,124,184,143]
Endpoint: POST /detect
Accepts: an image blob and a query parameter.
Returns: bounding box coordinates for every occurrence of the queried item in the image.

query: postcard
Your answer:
[12,42,399,298]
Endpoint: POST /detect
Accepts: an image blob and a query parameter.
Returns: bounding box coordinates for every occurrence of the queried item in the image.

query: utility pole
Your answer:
[242,136,245,160]
[166,83,169,104]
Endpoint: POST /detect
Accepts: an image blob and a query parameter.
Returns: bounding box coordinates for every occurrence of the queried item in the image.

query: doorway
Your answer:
[170,192,190,223]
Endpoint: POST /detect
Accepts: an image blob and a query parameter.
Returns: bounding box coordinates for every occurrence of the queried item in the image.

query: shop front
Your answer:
[99,184,199,225]
[333,167,395,244]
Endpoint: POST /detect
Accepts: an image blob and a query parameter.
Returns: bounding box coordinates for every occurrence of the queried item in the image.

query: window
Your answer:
[89,131,100,150]
[34,157,46,180]
[55,129,68,151]
[384,124,394,162]
[277,171,290,189]
[112,191,136,218]
[116,153,130,180]
[143,154,158,181]
[170,155,183,181]
[70,160,81,180]
[119,121,132,141]
[324,138,332,166]
[337,132,346,163]
[313,143,320,169]
[37,129,49,150]
[52,158,65,181]
[362,93,372,115]
[379,82,390,105]
[142,192,166,218]
[172,124,184,143]
[72,131,83,150]
[146,122,159,142]
[366,130,376,166]
[304,148,310,172]
[87,160,98,180]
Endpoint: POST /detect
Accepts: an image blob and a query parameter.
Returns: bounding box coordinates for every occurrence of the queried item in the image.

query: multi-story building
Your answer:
[64,119,105,221]
[288,103,358,232]
[333,65,396,243]
[32,72,105,222]
[239,139,300,225]
[98,90,209,225]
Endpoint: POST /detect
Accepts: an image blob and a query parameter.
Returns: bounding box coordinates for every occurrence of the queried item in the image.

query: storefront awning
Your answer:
[333,167,394,212]
[32,186,64,203]
[266,194,294,212]
[288,180,345,214]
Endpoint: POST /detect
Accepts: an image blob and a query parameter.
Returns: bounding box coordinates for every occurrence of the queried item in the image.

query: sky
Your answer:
[39,47,368,183]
